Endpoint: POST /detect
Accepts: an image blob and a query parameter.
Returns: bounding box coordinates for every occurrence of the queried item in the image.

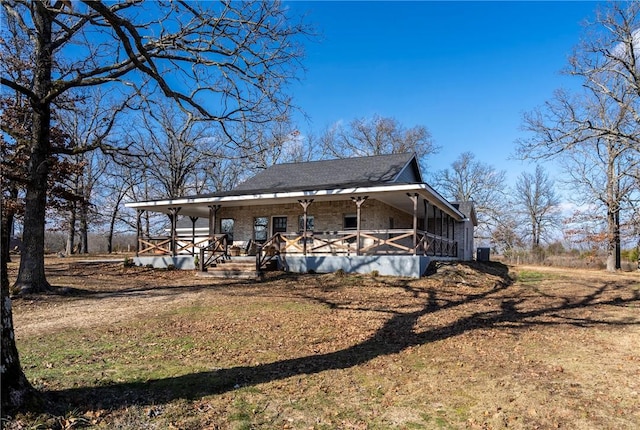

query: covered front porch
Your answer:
[127,183,472,277]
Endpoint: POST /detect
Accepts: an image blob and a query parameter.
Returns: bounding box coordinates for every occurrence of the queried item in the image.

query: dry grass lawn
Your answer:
[3,257,640,429]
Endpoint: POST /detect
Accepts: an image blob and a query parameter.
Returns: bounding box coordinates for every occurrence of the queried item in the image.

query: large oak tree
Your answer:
[1,0,307,414]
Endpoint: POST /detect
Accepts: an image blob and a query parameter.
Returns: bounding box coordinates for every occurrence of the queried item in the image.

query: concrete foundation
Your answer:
[134,255,196,270]
[133,254,453,278]
[278,255,432,278]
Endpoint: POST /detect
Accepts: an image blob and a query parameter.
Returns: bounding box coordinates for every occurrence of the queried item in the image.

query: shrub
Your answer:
[621,248,639,263]
[123,257,134,268]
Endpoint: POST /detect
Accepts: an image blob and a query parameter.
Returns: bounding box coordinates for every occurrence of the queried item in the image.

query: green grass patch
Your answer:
[515,270,546,285]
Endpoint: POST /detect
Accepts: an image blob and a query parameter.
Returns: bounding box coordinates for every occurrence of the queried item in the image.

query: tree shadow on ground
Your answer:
[31,262,640,415]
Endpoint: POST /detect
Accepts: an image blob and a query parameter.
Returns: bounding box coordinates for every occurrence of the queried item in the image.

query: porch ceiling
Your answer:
[125,184,466,220]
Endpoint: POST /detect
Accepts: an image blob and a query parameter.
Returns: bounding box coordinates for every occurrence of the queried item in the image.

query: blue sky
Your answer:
[286,1,603,183]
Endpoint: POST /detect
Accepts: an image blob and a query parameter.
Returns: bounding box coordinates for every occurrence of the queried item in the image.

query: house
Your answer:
[125,152,477,278]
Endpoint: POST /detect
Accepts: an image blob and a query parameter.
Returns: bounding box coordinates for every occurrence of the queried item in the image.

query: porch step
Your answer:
[196,269,262,280]
[197,257,262,280]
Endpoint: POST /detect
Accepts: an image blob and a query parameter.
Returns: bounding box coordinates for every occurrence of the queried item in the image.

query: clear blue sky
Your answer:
[286,1,603,183]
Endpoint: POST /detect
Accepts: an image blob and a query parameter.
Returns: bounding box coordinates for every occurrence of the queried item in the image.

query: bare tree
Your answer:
[0,0,308,413]
[130,105,303,199]
[491,215,524,258]
[516,2,640,271]
[127,102,300,202]
[128,104,219,199]
[56,90,124,254]
[175,117,308,194]
[562,208,609,254]
[320,115,440,170]
[1,97,29,262]
[96,159,139,254]
[1,0,307,293]
[513,165,561,250]
[430,152,507,244]
[241,118,311,171]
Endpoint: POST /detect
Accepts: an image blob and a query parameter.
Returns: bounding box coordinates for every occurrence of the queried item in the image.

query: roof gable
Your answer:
[234,152,421,194]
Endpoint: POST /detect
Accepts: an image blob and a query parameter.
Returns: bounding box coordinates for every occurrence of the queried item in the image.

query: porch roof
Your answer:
[125,182,467,221]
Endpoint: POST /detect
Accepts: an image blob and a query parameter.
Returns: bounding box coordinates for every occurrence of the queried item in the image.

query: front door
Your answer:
[272,216,287,236]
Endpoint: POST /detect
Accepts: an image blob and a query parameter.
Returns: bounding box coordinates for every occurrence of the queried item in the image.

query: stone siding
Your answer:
[216,199,414,242]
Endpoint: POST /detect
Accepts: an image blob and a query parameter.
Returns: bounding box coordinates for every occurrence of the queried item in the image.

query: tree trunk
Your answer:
[637,231,640,271]
[13,2,53,294]
[66,202,76,256]
[14,153,52,293]
[604,153,621,272]
[606,204,621,271]
[5,187,19,264]
[107,206,118,254]
[615,209,621,269]
[79,201,88,254]
[1,208,35,416]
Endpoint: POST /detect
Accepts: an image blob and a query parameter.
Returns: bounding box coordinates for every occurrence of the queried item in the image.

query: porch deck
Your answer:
[134,229,457,277]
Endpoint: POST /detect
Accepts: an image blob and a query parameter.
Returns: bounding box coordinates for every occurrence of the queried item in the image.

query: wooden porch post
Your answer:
[136,209,143,256]
[168,207,181,257]
[446,213,450,239]
[298,199,314,255]
[451,216,456,257]
[208,205,221,236]
[445,213,451,256]
[407,193,418,255]
[423,199,428,228]
[351,196,367,256]
[439,209,444,256]
[423,199,430,255]
[432,204,436,235]
[190,216,198,255]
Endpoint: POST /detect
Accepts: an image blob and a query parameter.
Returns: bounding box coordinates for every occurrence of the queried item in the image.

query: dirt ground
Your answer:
[4,257,640,429]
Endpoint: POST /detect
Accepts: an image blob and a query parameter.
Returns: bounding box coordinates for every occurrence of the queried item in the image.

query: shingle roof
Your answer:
[233,152,419,194]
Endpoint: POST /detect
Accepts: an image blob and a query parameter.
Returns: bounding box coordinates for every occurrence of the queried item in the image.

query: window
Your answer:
[221,218,234,243]
[298,215,314,232]
[273,216,287,232]
[344,214,357,230]
[254,217,268,242]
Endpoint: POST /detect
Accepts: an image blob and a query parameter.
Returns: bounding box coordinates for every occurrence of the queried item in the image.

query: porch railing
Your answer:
[255,234,284,273]
[256,229,457,270]
[138,229,457,272]
[137,234,228,261]
[138,235,173,256]
[198,234,229,271]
